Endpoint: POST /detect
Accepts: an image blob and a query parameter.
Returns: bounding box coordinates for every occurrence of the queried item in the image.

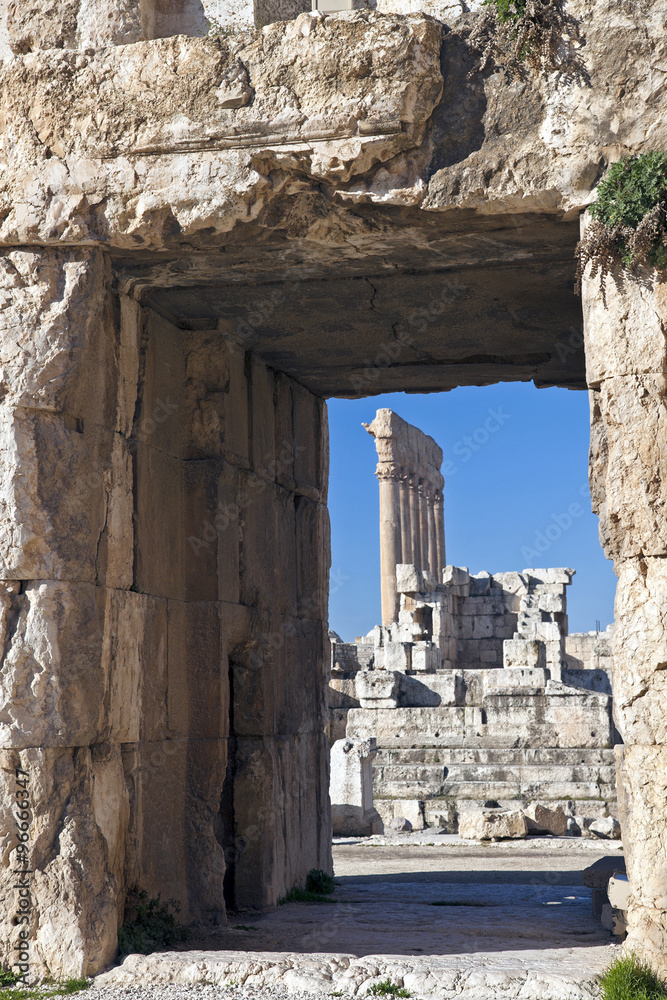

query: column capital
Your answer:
[375,462,402,482]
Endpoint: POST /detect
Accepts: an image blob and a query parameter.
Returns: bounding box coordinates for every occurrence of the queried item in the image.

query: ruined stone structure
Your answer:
[330,411,617,834]
[0,0,666,979]
[364,410,445,626]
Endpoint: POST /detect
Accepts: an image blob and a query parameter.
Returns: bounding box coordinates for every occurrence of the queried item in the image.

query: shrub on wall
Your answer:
[576,152,667,292]
[471,0,571,75]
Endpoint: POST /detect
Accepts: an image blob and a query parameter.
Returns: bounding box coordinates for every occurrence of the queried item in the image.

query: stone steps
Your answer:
[374,762,617,786]
[378,747,616,766]
[374,777,616,801]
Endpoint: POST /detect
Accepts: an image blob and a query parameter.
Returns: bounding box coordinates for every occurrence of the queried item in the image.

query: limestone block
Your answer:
[442,565,470,596]
[492,571,528,596]
[330,738,382,836]
[611,557,667,744]
[590,372,667,561]
[0,249,112,417]
[383,642,412,673]
[346,707,466,748]
[232,732,332,908]
[524,803,568,836]
[503,639,546,670]
[375,798,424,831]
[4,0,143,51]
[273,373,296,492]
[582,263,667,388]
[183,330,229,460]
[0,747,119,979]
[250,356,276,479]
[239,475,297,615]
[459,808,528,841]
[588,816,621,839]
[537,593,565,614]
[0,581,106,748]
[217,463,240,605]
[356,670,400,708]
[614,744,667,973]
[122,738,226,925]
[0,409,129,582]
[485,667,547,693]
[396,563,423,594]
[293,383,324,501]
[134,444,183,600]
[295,496,330,621]
[183,460,220,603]
[104,589,168,744]
[411,642,440,672]
[167,600,226,740]
[231,613,326,738]
[139,312,185,458]
[91,744,130,902]
[217,339,248,467]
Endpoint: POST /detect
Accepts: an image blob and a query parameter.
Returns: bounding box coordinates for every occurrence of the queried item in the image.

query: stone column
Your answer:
[418,482,430,572]
[377,466,402,626]
[399,471,413,563]
[427,487,438,578]
[583,259,667,973]
[434,489,446,578]
[409,475,422,570]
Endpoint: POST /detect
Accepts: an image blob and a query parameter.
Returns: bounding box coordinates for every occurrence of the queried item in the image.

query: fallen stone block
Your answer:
[524,803,568,836]
[588,816,622,839]
[389,816,413,832]
[459,808,529,841]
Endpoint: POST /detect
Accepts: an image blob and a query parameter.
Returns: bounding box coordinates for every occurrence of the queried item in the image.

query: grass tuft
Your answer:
[366,979,412,998]
[118,890,187,956]
[599,954,667,1000]
[278,887,335,905]
[0,977,90,1000]
[306,869,335,895]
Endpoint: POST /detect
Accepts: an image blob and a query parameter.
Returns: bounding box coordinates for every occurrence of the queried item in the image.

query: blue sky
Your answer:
[327,383,617,641]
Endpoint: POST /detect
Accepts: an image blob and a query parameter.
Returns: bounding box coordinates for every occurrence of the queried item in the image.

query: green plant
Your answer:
[279,887,335,905]
[577,152,667,292]
[0,978,90,1000]
[0,974,20,988]
[471,0,572,74]
[306,869,335,895]
[598,954,667,1000]
[233,924,259,932]
[366,980,412,998]
[118,891,187,956]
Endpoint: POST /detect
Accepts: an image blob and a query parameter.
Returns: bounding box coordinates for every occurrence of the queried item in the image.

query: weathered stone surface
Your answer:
[524,803,568,837]
[459,808,528,841]
[331,738,383,836]
[0,747,119,979]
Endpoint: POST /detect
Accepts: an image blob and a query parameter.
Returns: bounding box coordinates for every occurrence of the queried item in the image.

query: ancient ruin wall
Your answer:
[0,0,666,977]
[0,253,332,976]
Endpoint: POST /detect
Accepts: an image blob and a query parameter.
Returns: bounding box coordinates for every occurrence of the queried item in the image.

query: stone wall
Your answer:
[583,266,667,970]
[330,562,616,835]
[0,252,332,977]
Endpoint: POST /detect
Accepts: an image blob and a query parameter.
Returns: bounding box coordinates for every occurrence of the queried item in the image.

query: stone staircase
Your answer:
[372,746,618,832]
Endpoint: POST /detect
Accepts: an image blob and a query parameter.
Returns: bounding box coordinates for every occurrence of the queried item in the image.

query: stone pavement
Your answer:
[94,836,622,999]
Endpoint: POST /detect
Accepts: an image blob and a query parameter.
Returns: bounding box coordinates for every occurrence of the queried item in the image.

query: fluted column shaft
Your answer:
[434,489,446,579]
[418,482,430,571]
[409,475,422,571]
[427,488,438,577]
[377,466,402,626]
[399,471,413,564]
